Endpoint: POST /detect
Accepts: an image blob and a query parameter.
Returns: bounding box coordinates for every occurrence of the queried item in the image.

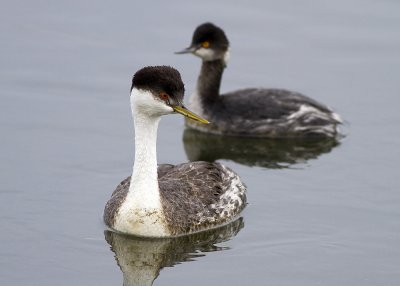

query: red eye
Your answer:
[160,93,169,101]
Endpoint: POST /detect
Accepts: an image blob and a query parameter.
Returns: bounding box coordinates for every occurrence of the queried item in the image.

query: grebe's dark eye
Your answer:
[160,93,169,101]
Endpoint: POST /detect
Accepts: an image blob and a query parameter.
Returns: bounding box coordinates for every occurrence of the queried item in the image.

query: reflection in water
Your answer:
[183,129,340,168]
[105,218,244,286]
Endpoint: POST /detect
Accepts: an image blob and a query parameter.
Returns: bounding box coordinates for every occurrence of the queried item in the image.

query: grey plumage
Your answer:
[104,162,247,236]
[104,66,247,237]
[103,177,130,228]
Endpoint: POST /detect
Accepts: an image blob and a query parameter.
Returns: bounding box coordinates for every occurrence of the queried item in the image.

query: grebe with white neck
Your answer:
[176,22,342,138]
[103,66,247,237]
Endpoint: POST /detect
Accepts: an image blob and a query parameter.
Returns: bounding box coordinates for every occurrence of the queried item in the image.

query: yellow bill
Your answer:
[172,106,210,124]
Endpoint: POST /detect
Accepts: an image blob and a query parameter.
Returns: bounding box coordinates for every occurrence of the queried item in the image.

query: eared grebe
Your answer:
[103,66,246,237]
[176,22,342,138]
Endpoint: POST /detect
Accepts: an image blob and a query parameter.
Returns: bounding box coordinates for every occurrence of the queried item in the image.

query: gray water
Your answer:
[1,1,400,285]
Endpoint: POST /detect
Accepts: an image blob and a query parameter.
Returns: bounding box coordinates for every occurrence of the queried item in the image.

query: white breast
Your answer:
[114,199,169,237]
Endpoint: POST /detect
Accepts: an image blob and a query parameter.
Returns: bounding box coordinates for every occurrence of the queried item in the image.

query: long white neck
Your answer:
[129,107,161,208]
[127,88,173,209]
[114,89,172,236]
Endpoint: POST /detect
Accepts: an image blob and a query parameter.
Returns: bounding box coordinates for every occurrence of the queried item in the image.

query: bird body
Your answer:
[103,66,246,237]
[176,23,342,138]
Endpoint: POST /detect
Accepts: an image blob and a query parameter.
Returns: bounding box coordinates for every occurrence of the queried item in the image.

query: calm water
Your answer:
[1,1,400,285]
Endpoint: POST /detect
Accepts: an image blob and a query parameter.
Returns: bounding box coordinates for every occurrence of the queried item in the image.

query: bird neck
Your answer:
[196,59,225,104]
[129,110,161,207]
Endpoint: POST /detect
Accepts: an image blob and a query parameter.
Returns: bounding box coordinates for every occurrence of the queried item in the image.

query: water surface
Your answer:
[1,1,400,285]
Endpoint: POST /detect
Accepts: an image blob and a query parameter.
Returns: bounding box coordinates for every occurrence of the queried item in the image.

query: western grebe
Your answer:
[103,66,246,237]
[176,22,342,138]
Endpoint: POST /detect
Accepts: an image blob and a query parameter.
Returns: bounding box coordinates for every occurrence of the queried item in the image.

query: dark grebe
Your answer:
[176,22,342,138]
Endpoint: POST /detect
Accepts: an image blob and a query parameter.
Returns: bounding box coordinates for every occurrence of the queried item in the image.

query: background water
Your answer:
[1,0,400,285]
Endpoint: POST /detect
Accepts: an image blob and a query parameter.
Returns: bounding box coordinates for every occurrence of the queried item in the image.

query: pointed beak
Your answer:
[174,46,197,55]
[172,105,210,124]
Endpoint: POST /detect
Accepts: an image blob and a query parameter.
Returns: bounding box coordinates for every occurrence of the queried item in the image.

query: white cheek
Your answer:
[131,88,173,116]
[194,48,216,61]
[152,100,174,115]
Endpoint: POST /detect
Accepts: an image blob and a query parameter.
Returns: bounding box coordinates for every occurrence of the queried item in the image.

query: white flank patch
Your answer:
[331,111,343,123]
[288,104,335,123]
[287,104,341,135]
[212,165,245,220]
[287,105,323,120]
